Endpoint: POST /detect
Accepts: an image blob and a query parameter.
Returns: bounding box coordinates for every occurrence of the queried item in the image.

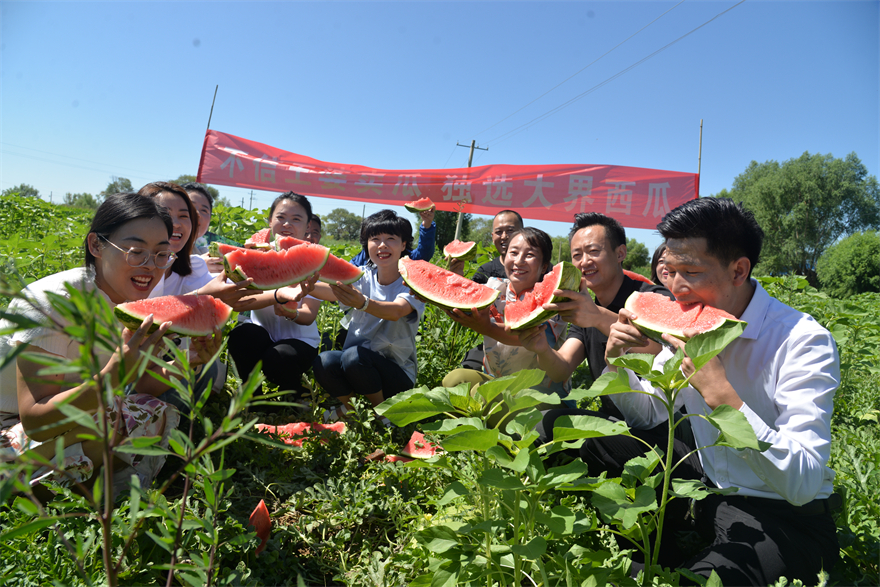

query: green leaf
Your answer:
[510,536,547,559]
[476,369,545,404]
[435,481,469,506]
[0,516,62,541]
[551,414,630,443]
[704,404,771,452]
[485,445,530,473]
[501,389,560,417]
[591,482,657,529]
[441,428,499,452]
[13,496,39,516]
[622,451,662,488]
[685,320,747,372]
[477,468,526,490]
[567,369,634,403]
[375,388,454,426]
[538,460,590,489]
[607,353,656,376]
[422,417,484,434]
[535,505,576,535]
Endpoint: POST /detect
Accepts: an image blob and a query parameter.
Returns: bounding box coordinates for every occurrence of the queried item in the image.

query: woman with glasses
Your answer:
[0,193,191,493]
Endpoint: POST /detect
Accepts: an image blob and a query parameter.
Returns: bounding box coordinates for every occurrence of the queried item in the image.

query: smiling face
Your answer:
[367,232,406,269]
[155,191,193,254]
[569,225,625,303]
[503,233,547,295]
[656,252,669,286]
[188,191,212,240]
[491,213,521,256]
[89,217,171,304]
[662,237,753,316]
[270,199,309,240]
[305,218,322,244]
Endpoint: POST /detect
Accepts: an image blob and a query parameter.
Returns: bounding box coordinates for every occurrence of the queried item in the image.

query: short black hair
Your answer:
[495,210,524,226]
[650,243,667,285]
[359,210,414,265]
[568,212,626,249]
[657,197,763,277]
[86,193,172,269]
[181,182,214,211]
[269,191,313,223]
[508,226,553,274]
[310,215,322,228]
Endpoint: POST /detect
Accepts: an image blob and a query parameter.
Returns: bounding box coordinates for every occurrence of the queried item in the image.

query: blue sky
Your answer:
[1,0,877,253]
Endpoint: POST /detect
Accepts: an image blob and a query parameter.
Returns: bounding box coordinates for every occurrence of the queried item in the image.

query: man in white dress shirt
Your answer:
[589,197,839,585]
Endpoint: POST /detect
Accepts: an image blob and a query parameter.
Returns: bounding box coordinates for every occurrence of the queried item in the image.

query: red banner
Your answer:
[198,130,698,229]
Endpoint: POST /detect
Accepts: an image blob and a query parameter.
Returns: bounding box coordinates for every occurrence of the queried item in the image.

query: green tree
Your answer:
[816,231,880,298]
[100,176,134,197]
[549,235,571,264]
[715,152,880,283]
[62,192,100,209]
[434,210,471,252]
[622,237,649,270]
[469,217,493,248]
[1,183,40,198]
[172,174,222,202]
[324,207,363,241]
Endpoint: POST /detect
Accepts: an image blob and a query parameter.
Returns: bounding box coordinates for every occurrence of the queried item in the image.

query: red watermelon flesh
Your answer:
[114,294,232,337]
[399,257,499,311]
[504,262,582,331]
[623,269,654,284]
[209,242,246,258]
[443,239,477,261]
[404,197,435,213]
[625,291,744,342]
[401,431,440,459]
[223,244,330,290]
[275,236,364,285]
[245,228,273,248]
[248,499,271,555]
[255,422,347,447]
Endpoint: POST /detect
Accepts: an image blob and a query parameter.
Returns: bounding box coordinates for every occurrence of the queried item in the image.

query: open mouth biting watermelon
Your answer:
[624,291,746,342]
[275,235,364,285]
[399,257,499,312]
[223,244,330,290]
[403,197,435,213]
[115,294,233,337]
[504,262,581,331]
[443,239,477,261]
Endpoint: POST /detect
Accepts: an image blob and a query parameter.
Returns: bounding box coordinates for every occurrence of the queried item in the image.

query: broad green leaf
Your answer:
[54,403,101,435]
[622,451,662,488]
[591,483,657,529]
[538,459,590,489]
[441,428,499,452]
[551,414,630,443]
[501,389,560,417]
[505,408,543,438]
[535,505,576,535]
[477,468,526,490]
[0,516,62,541]
[511,536,547,559]
[567,369,634,403]
[704,404,771,452]
[422,417,484,434]
[486,445,530,473]
[13,496,39,515]
[476,369,545,404]
[685,320,747,372]
[607,353,657,377]
[375,388,454,426]
[434,481,469,506]
[668,479,740,500]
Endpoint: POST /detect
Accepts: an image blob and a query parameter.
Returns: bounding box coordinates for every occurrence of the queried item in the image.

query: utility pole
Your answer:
[453,140,488,241]
[49,191,53,204]
[241,197,245,208]
[249,190,254,210]
[697,119,703,197]
[362,205,365,221]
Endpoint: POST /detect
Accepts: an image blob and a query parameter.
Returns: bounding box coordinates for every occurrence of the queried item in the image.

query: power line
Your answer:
[484,0,746,148]
[473,0,686,139]
[0,142,169,178]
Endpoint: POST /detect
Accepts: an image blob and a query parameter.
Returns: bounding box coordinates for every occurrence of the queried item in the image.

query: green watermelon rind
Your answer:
[403,198,435,213]
[443,240,478,262]
[113,298,232,338]
[624,292,747,343]
[223,247,330,290]
[399,257,499,312]
[506,262,582,331]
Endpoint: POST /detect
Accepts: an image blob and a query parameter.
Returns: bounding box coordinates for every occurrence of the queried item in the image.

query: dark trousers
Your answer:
[538,408,839,586]
[227,323,318,395]
[312,345,414,400]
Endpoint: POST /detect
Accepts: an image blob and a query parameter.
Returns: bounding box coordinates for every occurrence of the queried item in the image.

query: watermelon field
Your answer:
[1,194,879,586]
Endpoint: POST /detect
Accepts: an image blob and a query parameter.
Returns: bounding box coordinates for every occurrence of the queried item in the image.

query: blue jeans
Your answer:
[313,345,414,400]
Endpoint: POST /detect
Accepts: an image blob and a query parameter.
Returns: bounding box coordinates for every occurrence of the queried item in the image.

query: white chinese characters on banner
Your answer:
[644,182,672,218]
[442,175,473,203]
[355,173,384,195]
[254,154,279,184]
[523,174,554,209]
[393,174,422,198]
[319,171,347,192]
[564,175,594,212]
[606,180,635,216]
[482,175,514,206]
[220,149,246,178]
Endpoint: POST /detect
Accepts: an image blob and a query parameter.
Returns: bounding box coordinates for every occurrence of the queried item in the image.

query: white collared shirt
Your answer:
[609,279,839,506]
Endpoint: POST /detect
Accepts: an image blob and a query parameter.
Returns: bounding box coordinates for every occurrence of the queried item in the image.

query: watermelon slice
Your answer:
[403,197,435,213]
[245,228,273,249]
[399,257,499,312]
[443,239,477,261]
[248,499,271,555]
[209,241,246,258]
[401,431,440,459]
[623,269,654,284]
[115,294,233,337]
[624,291,746,342]
[254,422,347,447]
[223,244,330,290]
[504,262,582,331]
[275,235,364,285]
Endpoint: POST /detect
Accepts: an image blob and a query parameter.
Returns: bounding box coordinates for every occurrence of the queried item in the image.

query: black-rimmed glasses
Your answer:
[98,234,177,269]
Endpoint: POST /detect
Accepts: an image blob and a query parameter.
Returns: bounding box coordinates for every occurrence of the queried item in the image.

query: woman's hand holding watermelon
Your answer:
[275,274,319,305]
[329,281,367,309]
[190,327,224,366]
[198,273,256,311]
[516,323,551,355]
[106,314,172,386]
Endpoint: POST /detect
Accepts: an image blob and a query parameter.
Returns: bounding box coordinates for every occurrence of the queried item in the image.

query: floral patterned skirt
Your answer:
[0,393,180,492]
